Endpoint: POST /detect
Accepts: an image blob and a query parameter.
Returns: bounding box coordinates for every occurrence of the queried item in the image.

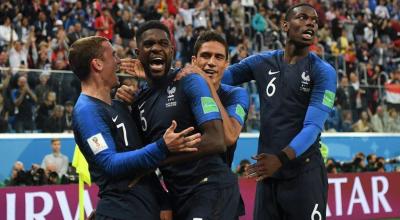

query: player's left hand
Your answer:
[160,210,172,220]
[163,120,201,153]
[245,153,282,181]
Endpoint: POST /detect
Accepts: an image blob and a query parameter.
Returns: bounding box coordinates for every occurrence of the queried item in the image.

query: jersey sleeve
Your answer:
[289,61,337,157]
[182,74,221,126]
[73,103,168,178]
[222,55,257,86]
[225,87,250,126]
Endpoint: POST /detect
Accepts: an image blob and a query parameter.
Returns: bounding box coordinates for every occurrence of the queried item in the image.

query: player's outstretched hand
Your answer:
[163,120,201,152]
[116,85,135,105]
[245,153,282,181]
[174,64,206,81]
[160,210,172,220]
[120,58,146,79]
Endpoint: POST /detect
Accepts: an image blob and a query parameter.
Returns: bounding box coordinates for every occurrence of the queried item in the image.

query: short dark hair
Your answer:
[285,3,315,21]
[68,36,108,81]
[135,20,171,45]
[193,31,229,60]
[51,138,60,144]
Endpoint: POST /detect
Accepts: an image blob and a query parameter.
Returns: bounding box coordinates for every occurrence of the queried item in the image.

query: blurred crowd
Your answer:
[326,152,400,173]
[0,0,399,133]
[1,138,77,187]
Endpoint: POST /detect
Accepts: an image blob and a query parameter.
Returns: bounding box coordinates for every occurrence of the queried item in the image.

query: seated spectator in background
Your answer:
[341,110,354,132]
[43,104,65,133]
[236,159,250,177]
[67,22,84,46]
[34,72,51,103]
[5,161,29,186]
[27,163,47,186]
[0,17,18,47]
[0,94,9,132]
[41,138,69,178]
[9,40,28,74]
[230,43,249,64]
[352,110,373,132]
[36,91,56,131]
[342,152,366,172]
[47,171,59,185]
[371,105,388,132]
[63,101,73,132]
[11,75,37,132]
[376,157,386,172]
[387,108,400,132]
[365,153,377,172]
[326,158,339,174]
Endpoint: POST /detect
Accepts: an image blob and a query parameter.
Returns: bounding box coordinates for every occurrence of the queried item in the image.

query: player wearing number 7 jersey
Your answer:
[222,3,337,220]
[69,36,201,219]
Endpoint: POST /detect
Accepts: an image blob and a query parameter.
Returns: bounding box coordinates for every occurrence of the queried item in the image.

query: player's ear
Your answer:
[191,55,197,64]
[91,58,103,71]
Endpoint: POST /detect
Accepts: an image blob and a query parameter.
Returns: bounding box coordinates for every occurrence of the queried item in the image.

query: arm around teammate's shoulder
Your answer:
[73,105,200,178]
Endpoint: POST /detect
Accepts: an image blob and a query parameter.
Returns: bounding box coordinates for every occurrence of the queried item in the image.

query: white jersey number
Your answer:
[140,109,148,131]
[116,123,128,146]
[311,203,322,220]
[266,77,277,97]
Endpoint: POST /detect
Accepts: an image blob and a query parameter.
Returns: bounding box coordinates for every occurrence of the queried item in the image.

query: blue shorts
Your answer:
[254,153,328,220]
[173,182,240,220]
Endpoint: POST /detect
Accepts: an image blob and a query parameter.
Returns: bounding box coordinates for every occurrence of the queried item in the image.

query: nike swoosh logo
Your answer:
[112,115,118,122]
[138,101,146,109]
[268,70,280,75]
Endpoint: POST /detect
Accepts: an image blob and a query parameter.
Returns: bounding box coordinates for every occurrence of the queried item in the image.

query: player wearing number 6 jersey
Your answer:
[69,36,201,220]
[222,3,337,220]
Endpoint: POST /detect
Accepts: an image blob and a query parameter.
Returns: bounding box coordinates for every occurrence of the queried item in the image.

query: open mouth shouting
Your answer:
[149,56,166,74]
[302,29,315,40]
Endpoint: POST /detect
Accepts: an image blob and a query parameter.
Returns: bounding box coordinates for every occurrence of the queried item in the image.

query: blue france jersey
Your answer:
[223,50,337,178]
[72,95,169,219]
[218,84,249,167]
[132,70,237,196]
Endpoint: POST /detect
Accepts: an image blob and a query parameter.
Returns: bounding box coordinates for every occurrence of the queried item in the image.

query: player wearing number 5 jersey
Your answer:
[69,36,200,220]
[222,3,337,220]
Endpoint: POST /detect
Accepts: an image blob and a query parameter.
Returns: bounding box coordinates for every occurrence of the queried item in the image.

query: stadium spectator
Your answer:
[11,75,37,132]
[94,8,115,41]
[371,105,389,132]
[352,110,373,132]
[236,159,251,176]
[5,161,29,186]
[385,69,400,111]
[0,17,18,47]
[67,22,84,46]
[0,93,9,133]
[341,110,354,132]
[36,91,56,131]
[41,138,69,178]
[365,153,377,172]
[34,11,52,43]
[34,72,51,103]
[387,108,400,132]
[336,76,356,119]
[63,100,73,132]
[43,104,65,133]
[115,10,135,47]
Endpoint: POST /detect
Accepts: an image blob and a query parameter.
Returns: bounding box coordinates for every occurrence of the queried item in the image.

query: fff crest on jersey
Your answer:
[166,86,177,108]
[300,71,311,93]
